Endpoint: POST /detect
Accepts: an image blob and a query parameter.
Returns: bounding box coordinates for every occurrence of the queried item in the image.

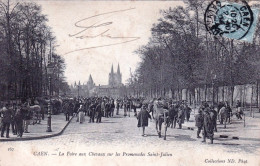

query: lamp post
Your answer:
[46,62,54,132]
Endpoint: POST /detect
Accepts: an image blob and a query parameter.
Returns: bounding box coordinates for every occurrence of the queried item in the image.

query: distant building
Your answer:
[70,75,97,97]
[109,64,122,86]
[98,63,126,98]
[86,74,95,90]
[70,64,126,98]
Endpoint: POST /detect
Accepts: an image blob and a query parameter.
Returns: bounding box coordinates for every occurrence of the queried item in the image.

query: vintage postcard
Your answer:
[0,0,260,166]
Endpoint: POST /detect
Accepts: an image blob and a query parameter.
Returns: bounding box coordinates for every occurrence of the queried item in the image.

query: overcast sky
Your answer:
[36,1,184,85]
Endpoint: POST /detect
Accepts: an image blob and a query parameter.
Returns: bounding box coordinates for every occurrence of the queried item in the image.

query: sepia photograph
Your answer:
[0,0,260,165]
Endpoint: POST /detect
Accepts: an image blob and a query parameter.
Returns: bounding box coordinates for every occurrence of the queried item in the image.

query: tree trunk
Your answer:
[231,85,234,107]
[204,84,208,102]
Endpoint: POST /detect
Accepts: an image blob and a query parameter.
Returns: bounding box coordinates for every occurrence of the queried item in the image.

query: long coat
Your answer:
[195,112,203,128]
[14,110,24,130]
[95,104,102,117]
[137,109,151,127]
[203,108,215,137]
[177,108,185,124]
[78,108,85,123]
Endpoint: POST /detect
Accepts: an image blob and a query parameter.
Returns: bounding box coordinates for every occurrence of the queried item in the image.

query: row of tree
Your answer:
[0,0,70,101]
[128,0,260,106]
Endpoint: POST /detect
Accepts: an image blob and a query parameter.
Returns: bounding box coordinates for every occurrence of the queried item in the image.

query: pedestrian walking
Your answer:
[22,103,32,133]
[105,101,110,118]
[195,108,204,138]
[184,104,192,122]
[101,100,105,117]
[89,102,96,123]
[137,104,151,137]
[210,106,218,132]
[110,100,115,117]
[95,102,102,123]
[14,106,24,137]
[202,106,215,144]
[177,105,185,129]
[116,99,120,115]
[235,100,243,120]
[11,104,17,135]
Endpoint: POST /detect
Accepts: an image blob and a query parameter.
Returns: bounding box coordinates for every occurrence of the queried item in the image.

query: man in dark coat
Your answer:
[184,104,192,122]
[195,108,204,138]
[137,104,151,137]
[168,104,178,128]
[210,106,218,132]
[63,103,70,121]
[126,99,131,117]
[89,102,96,123]
[177,105,185,129]
[110,100,115,117]
[11,104,17,135]
[225,102,232,124]
[95,102,102,123]
[14,106,24,137]
[1,103,12,138]
[116,99,120,115]
[235,100,243,120]
[22,103,32,133]
[105,101,110,118]
[202,106,215,144]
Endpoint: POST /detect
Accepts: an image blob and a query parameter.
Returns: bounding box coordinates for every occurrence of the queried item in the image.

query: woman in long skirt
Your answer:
[78,105,85,124]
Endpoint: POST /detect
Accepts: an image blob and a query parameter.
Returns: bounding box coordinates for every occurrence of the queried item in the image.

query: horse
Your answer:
[23,103,42,125]
[152,99,169,140]
[51,98,63,114]
[131,98,143,116]
[167,104,178,128]
[218,106,232,128]
[62,101,74,121]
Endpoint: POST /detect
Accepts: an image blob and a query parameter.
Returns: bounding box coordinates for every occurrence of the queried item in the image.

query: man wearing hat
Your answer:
[195,108,204,138]
[137,104,151,137]
[202,104,215,144]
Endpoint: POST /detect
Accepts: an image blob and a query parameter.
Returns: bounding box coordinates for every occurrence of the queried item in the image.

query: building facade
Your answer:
[70,64,126,98]
[98,64,125,98]
[108,64,122,86]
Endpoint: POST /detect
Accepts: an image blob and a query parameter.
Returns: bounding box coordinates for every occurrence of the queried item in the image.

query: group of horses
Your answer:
[112,98,182,140]
[147,99,186,140]
[144,99,244,140]
[3,96,241,141]
[18,97,64,124]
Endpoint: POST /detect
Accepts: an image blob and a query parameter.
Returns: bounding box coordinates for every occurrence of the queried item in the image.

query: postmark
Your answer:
[204,0,256,41]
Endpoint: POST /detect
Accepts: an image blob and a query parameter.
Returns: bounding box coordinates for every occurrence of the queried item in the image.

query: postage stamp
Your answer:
[204,0,259,42]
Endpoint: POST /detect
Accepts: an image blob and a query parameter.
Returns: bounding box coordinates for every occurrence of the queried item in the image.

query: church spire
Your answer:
[111,64,114,74]
[88,74,93,83]
[117,63,121,74]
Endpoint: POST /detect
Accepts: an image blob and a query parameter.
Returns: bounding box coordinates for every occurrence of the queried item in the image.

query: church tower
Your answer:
[108,63,122,86]
[87,74,95,90]
[116,63,122,85]
[109,64,115,86]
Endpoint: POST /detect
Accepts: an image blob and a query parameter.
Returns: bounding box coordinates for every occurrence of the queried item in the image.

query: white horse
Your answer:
[23,103,42,124]
[153,100,169,140]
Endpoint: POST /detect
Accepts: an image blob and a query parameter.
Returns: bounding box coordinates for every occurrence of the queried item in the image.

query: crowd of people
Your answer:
[134,98,244,144]
[69,96,142,124]
[0,100,38,138]
[0,95,244,143]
